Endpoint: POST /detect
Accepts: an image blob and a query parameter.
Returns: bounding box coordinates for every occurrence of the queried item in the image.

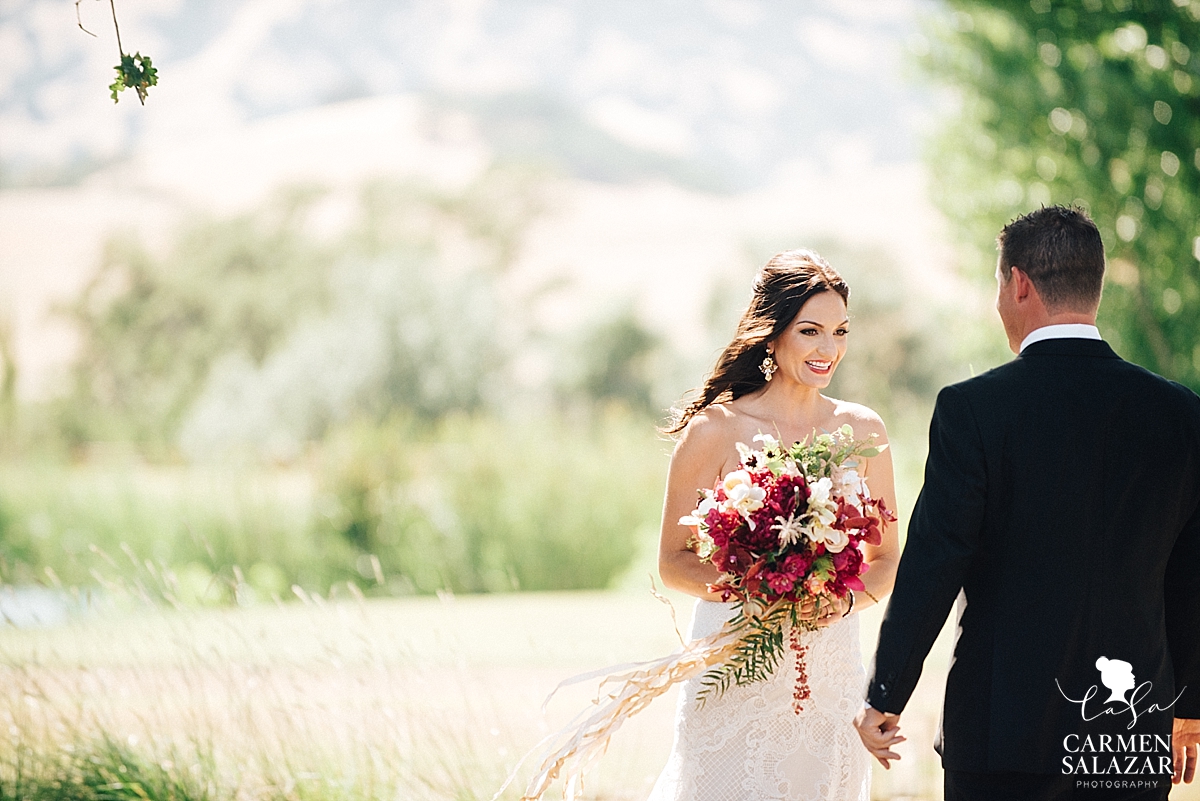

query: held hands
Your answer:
[1174,718,1200,785]
[853,705,904,769]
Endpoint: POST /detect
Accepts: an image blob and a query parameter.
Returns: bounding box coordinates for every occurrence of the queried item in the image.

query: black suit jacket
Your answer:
[866,338,1200,774]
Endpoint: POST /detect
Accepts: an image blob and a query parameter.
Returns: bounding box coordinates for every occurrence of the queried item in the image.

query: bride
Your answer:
[649,249,902,801]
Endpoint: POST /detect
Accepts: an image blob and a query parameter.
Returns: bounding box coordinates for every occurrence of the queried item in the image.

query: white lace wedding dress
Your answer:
[647,599,871,801]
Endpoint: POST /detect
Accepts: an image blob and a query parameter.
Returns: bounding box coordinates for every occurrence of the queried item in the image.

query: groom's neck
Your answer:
[1028,308,1098,332]
[1009,309,1098,354]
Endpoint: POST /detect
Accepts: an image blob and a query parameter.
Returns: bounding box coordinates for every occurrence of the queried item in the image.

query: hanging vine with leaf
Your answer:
[76,0,158,104]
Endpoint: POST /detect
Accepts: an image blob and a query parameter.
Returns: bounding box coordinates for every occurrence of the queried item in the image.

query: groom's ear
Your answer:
[1009,266,1037,304]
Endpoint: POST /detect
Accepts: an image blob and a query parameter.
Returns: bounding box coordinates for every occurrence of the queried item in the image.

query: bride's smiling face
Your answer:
[767,291,849,389]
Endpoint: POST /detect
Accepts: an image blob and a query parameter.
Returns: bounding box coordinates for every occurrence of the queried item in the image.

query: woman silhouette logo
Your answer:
[1095,656,1137,705]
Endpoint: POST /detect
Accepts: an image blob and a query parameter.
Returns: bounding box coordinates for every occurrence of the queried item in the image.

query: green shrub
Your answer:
[0,463,354,595]
[0,410,667,599]
[317,410,668,593]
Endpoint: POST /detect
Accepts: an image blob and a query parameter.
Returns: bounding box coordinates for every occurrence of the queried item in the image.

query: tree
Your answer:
[926,0,1200,390]
[61,170,544,456]
[560,307,663,416]
[63,190,334,449]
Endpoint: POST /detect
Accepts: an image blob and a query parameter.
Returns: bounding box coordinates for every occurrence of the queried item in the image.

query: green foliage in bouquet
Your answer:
[789,425,885,478]
[697,602,795,704]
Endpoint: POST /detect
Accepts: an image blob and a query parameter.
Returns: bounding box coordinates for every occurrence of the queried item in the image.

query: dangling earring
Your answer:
[760,349,776,381]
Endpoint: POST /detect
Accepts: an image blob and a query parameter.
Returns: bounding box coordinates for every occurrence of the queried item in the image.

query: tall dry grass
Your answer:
[0,556,693,801]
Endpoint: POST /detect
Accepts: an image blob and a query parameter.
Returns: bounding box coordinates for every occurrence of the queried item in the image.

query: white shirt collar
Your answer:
[1019,323,1102,353]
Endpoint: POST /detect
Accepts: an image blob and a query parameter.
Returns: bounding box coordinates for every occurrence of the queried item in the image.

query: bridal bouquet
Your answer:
[502,426,893,801]
[682,426,893,713]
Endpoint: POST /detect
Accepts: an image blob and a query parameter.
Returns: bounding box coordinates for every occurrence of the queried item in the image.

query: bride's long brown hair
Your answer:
[665,249,849,436]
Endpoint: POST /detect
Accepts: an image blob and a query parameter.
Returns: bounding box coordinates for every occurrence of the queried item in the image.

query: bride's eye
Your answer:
[836,328,849,336]
[799,327,819,335]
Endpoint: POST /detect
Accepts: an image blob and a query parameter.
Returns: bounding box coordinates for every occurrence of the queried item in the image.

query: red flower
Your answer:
[705,507,742,549]
[833,499,884,546]
[741,509,780,550]
[780,552,812,579]
[858,518,882,547]
[876,496,897,523]
[831,543,862,574]
[765,570,795,595]
[830,545,867,592]
[773,473,809,518]
[712,542,753,574]
[708,581,741,602]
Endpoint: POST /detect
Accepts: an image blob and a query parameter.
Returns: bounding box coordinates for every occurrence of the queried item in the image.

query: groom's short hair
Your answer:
[997,205,1105,311]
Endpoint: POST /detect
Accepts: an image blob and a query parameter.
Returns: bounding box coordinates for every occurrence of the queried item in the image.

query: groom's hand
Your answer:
[1174,718,1200,785]
[853,705,904,769]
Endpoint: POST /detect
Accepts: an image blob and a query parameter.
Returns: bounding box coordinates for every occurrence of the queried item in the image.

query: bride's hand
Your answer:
[820,594,849,623]
[853,706,905,768]
[814,595,849,628]
[796,596,819,622]
[796,595,847,627]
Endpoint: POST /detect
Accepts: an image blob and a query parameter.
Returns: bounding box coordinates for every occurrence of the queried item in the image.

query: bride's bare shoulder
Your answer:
[828,398,889,442]
[673,403,744,455]
[677,402,736,437]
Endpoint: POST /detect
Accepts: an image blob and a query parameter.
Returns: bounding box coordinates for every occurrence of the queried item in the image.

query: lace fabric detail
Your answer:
[647,599,870,801]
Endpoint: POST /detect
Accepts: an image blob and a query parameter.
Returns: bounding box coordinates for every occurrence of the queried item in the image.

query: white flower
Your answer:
[806,477,838,527]
[750,433,797,475]
[836,468,868,508]
[722,469,766,517]
[829,463,845,486]
[679,495,718,528]
[771,514,806,547]
[752,432,780,449]
[693,529,716,558]
[808,522,850,553]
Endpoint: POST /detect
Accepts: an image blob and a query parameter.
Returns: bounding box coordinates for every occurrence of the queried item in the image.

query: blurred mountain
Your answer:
[0,0,976,403]
[0,0,931,189]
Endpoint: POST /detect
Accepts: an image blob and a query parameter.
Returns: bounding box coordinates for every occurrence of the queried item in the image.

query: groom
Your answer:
[854,206,1200,800]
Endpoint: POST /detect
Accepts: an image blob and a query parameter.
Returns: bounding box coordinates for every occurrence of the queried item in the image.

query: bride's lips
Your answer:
[805,360,833,375]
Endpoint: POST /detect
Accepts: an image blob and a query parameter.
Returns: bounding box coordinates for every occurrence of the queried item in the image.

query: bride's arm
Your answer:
[658,412,730,599]
[856,418,900,613]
